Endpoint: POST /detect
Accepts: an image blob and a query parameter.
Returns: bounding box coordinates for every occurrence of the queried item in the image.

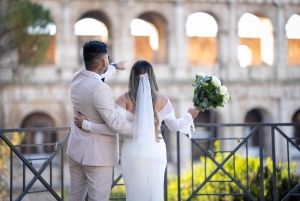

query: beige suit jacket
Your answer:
[66,67,133,166]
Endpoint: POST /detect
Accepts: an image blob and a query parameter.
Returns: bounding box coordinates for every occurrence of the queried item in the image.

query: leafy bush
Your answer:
[0,132,23,200]
[167,141,300,201]
[110,180,126,201]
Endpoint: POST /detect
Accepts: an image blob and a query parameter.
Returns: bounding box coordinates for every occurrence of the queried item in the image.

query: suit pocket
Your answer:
[98,135,117,143]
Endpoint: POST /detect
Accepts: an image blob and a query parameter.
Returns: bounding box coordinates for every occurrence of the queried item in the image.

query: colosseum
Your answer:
[0,0,300,199]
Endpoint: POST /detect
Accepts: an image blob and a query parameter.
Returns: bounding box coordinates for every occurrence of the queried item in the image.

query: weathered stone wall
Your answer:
[0,0,299,165]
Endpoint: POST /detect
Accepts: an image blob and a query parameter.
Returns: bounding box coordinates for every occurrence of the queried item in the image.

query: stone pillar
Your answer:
[169,1,188,73]
[57,0,78,70]
[277,97,291,162]
[227,2,239,80]
[274,3,288,80]
[217,27,229,81]
[112,3,134,64]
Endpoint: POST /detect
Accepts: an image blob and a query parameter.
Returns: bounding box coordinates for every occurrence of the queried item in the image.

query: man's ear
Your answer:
[100,58,105,67]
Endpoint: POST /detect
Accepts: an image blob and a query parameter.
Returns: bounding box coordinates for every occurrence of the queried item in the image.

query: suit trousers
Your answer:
[68,156,113,201]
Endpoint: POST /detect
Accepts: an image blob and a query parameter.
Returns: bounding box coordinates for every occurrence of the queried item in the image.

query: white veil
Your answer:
[132,73,156,157]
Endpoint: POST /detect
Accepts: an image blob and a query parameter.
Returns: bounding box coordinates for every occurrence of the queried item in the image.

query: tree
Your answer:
[0,0,52,83]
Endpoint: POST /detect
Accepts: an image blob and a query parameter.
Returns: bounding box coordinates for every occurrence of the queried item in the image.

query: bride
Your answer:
[75,60,199,201]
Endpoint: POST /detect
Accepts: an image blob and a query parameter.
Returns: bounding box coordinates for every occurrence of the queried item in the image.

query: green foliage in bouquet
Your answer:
[192,74,230,112]
[167,141,300,201]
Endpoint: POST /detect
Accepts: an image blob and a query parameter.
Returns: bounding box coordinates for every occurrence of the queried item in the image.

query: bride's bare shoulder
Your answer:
[116,93,129,107]
[155,92,169,112]
[117,93,134,112]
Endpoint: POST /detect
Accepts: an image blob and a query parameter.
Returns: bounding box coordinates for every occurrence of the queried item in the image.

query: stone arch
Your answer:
[185,11,219,67]
[238,12,274,67]
[285,14,300,66]
[192,110,222,159]
[134,9,170,25]
[236,8,275,28]
[131,12,168,64]
[80,11,112,36]
[244,107,273,157]
[44,21,57,65]
[75,10,112,64]
[284,12,300,25]
[20,112,57,154]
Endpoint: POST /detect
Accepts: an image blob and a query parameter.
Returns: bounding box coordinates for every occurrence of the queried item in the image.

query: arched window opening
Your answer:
[286,14,300,65]
[245,109,262,147]
[131,13,167,64]
[75,18,108,41]
[238,13,273,67]
[192,110,219,160]
[75,16,109,65]
[25,22,57,65]
[20,113,57,154]
[131,18,159,63]
[186,12,218,66]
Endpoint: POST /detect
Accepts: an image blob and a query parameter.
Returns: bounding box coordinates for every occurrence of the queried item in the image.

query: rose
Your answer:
[211,76,221,88]
[219,86,228,95]
[222,93,230,104]
[197,73,206,78]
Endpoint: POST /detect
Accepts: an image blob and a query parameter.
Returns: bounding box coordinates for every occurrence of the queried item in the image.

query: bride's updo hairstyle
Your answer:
[126,60,160,141]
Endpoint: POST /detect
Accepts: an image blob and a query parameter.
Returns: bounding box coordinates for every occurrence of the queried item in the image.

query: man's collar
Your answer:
[80,68,103,81]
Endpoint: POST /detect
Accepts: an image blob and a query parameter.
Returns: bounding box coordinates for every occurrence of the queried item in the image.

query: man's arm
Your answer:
[93,84,133,135]
[74,113,118,136]
[100,65,116,82]
[100,61,127,82]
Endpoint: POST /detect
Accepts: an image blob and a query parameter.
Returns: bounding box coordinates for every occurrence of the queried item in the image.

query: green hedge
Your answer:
[167,141,300,201]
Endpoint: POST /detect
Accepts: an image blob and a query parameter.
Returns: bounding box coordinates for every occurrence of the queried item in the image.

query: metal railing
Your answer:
[178,123,300,201]
[0,127,70,201]
[1,123,300,200]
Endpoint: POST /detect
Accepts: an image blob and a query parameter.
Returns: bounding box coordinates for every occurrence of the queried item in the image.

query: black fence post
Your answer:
[259,127,265,201]
[271,126,277,200]
[177,131,181,201]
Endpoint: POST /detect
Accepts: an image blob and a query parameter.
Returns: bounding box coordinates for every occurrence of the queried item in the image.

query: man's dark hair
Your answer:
[83,41,107,71]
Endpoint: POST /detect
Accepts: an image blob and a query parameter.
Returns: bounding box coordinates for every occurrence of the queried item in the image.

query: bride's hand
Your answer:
[188,108,199,119]
[74,112,86,128]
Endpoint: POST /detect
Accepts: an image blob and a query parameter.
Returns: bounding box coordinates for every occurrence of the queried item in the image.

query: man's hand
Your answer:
[74,112,86,128]
[116,60,127,70]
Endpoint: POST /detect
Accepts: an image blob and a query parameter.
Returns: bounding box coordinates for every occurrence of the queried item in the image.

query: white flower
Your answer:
[222,93,230,104]
[219,86,228,95]
[211,76,221,88]
[197,73,206,78]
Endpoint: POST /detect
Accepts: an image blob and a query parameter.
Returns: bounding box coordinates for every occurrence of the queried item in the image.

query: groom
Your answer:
[66,41,133,201]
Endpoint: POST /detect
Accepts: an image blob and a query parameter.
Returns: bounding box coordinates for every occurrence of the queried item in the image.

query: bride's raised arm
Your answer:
[160,98,198,134]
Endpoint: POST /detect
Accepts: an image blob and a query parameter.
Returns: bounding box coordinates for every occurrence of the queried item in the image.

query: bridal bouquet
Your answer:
[192,73,231,112]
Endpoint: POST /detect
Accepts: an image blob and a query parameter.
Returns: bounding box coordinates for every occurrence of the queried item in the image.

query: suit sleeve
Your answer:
[100,65,116,82]
[93,84,133,135]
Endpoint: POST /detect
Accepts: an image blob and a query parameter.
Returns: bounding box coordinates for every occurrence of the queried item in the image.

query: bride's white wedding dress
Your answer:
[115,100,193,201]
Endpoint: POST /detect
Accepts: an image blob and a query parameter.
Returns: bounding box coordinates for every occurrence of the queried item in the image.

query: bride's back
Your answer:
[116,92,168,114]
